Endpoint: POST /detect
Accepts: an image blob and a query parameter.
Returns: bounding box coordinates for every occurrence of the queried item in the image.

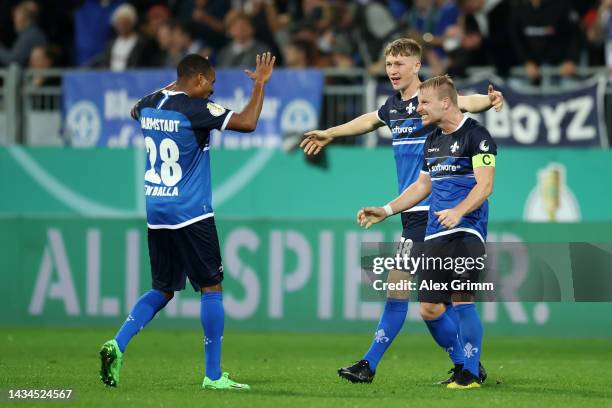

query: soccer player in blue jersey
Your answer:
[357,75,497,389]
[300,38,501,384]
[99,52,275,389]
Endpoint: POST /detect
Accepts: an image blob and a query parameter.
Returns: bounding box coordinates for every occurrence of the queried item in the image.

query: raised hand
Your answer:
[300,130,332,155]
[487,84,503,112]
[357,207,387,229]
[244,52,276,84]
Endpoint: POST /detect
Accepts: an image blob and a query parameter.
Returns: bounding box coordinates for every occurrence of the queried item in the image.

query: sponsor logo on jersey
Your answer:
[430,163,462,173]
[428,147,440,152]
[479,140,490,152]
[392,125,417,134]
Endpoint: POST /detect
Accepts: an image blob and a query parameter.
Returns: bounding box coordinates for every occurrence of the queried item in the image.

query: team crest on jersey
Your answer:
[406,102,416,114]
[207,102,226,117]
[450,141,460,154]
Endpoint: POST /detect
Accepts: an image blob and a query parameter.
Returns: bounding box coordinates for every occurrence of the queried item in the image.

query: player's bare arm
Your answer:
[357,172,432,229]
[435,164,495,229]
[457,85,504,113]
[300,111,384,155]
[226,52,276,132]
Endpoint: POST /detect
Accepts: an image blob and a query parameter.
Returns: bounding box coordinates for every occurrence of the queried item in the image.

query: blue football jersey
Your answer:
[421,116,497,242]
[132,90,233,229]
[377,92,436,212]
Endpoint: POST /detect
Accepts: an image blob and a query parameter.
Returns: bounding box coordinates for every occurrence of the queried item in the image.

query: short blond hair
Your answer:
[383,38,422,58]
[112,3,138,25]
[419,75,458,106]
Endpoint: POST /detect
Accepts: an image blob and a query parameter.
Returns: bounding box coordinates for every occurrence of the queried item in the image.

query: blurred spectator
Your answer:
[92,3,163,70]
[445,0,487,77]
[156,21,173,57]
[353,0,398,66]
[330,39,355,69]
[0,0,46,67]
[290,0,334,33]
[423,0,460,75]
[315,2,355,59]
[387,0,410,19]
[510,0,583,84]
[367,0,459,76]
[582,0,607,67]
[141,4,172,40]
[231,0,284,54]
[480,0,519,77]
[283,39,312,68]
[175,0,231,52]
[162,21,210,67]
[74,0,124,66]
[217,12,270,68]
[574,0,602,19]
[29,44,61,86]
[598,0,612,72]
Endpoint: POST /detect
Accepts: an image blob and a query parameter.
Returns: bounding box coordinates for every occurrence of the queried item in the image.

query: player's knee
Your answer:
[201,283,223,293]
[386,288,409,300]
[451,292,474,303]
[386,269,411,300]
[161,290,174,300]
[420,303,444,320]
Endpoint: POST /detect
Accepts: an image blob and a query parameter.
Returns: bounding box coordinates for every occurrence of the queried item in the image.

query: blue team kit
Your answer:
[132,90,233,229]
[378,92,496,243]
[422,117,497,243]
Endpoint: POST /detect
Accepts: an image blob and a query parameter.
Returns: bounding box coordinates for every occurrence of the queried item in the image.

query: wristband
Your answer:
[383,204,394,217]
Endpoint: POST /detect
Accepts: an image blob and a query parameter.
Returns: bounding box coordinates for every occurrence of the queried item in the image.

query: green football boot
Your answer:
[202,372,250,390]
[99,339,123,387]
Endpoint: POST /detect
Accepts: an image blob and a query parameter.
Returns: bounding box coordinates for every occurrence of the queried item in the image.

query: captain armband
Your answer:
[472,153,495,168]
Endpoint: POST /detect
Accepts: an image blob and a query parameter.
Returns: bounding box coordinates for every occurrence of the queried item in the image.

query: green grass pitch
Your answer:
[1,328,611,407]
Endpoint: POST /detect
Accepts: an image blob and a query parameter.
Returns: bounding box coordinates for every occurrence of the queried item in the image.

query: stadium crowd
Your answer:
[0,0,610,83]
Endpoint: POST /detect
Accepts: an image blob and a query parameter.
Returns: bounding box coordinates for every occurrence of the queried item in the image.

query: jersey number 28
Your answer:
[144,137,182,186]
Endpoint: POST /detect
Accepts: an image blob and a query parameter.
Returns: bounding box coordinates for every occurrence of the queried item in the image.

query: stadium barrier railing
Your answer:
[0,64,21,145]
[22,68,64,146]
[0,66,611,146]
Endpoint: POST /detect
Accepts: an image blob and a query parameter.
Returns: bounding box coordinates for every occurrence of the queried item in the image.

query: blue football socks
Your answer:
[363,299,408,372]
[115,289,169,353]
[424,306,465,365]
[455,304,483,377]
[201,292,224,381]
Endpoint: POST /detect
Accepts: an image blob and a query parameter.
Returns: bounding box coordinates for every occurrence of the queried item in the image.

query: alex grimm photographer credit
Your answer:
[1,1,611,407]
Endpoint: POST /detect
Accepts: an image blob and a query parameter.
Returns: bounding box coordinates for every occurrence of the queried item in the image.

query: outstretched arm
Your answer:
[300,111,384,155]
[227,52,276,132]
[357,172,432,229]
[458,84,504,113]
